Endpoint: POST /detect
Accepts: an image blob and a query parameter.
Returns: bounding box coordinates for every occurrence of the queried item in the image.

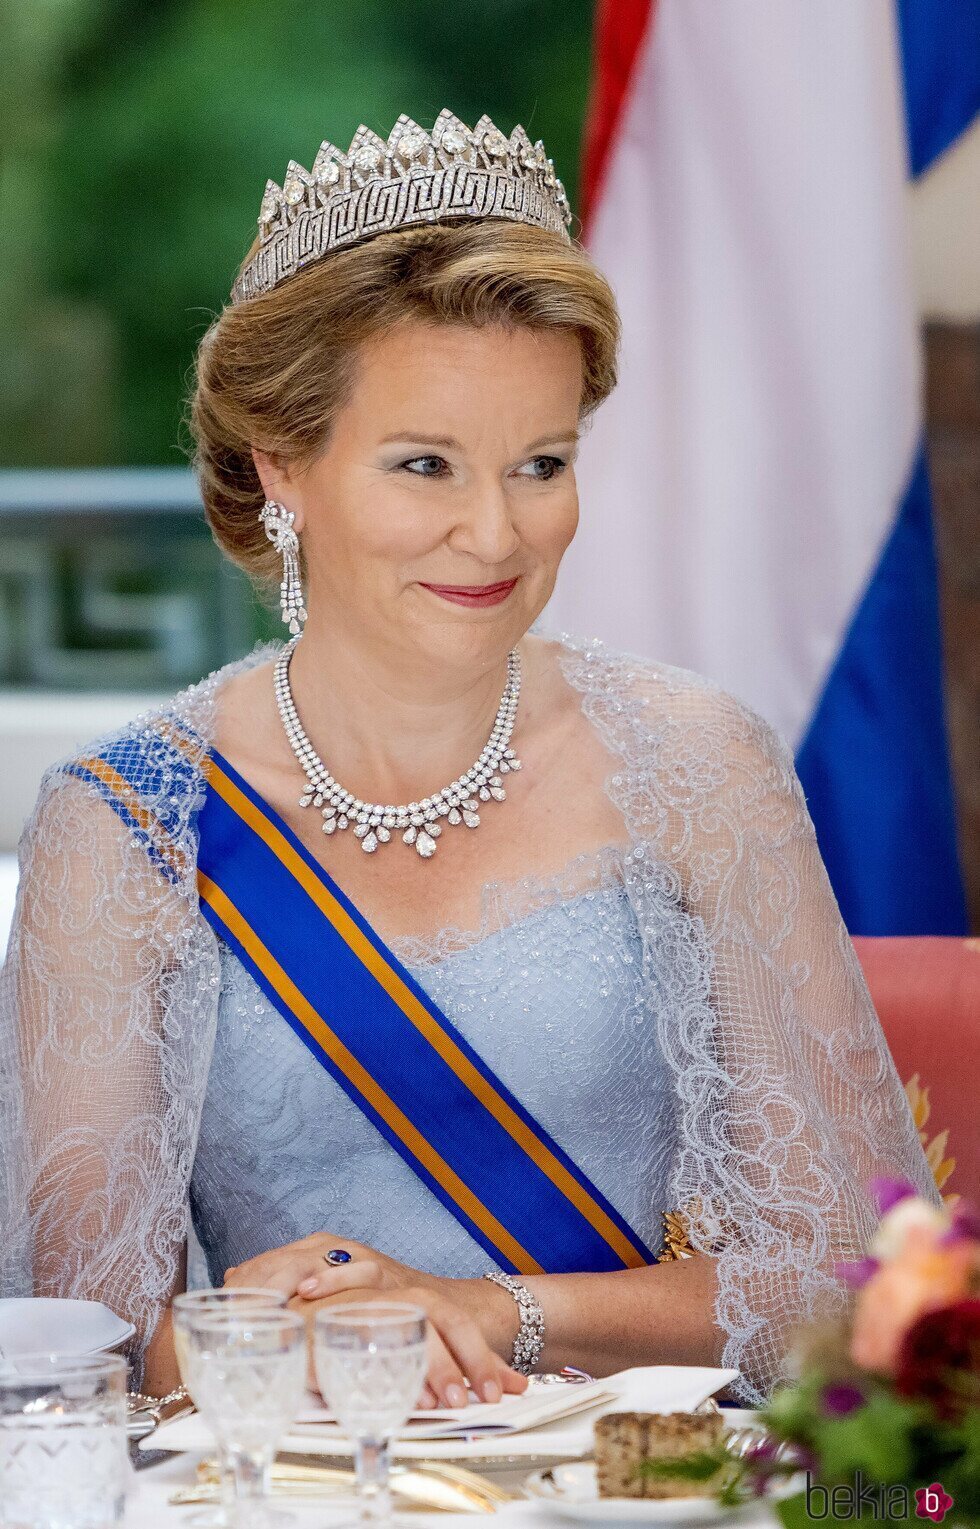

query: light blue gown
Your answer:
[189,852,676,1283]
[3,634,940,1407]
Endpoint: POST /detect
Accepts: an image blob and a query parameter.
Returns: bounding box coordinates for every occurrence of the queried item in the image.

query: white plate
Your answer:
[526,1462,753,1525]
[0,1298,136,1361]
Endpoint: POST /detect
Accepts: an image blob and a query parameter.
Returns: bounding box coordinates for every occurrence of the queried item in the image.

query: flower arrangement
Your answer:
[755,1178,980,1526]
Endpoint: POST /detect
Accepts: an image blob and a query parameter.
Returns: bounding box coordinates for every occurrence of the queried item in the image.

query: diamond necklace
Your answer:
[273,636,522,859]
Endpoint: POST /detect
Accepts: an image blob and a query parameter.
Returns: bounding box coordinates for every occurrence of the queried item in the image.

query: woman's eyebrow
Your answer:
[528,430,580,450]
[378,429,581,450]
[379,432,460,448]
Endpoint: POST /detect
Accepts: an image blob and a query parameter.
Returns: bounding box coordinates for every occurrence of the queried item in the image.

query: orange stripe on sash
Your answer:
[196,871,543,1275]
[202,755,649,1272]
[74,755,187,878]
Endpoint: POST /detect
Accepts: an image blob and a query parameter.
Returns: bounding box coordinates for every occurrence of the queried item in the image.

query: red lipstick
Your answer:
[419,578,518,608]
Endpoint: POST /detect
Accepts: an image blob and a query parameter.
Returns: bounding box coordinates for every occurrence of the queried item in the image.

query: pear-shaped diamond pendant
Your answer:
[274,638,522,859]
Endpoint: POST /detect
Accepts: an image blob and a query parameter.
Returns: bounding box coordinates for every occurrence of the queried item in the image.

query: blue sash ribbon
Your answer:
[71,722,656,1276]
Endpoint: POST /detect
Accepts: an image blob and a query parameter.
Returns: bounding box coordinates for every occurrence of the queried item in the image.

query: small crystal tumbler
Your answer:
[0,1352,129,1529]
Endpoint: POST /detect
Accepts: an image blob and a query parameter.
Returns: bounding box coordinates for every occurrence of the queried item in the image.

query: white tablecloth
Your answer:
[126,1449,782,1527]
[128,1375,780,1524]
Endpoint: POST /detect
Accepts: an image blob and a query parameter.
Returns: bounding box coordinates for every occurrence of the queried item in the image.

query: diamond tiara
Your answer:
[230,108,573,305]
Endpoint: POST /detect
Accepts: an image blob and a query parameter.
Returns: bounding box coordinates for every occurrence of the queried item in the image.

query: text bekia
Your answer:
[803,1471,954,1521]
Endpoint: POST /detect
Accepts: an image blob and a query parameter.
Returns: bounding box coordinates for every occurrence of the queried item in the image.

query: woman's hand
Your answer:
[223,1234,435,1303]
[223,1235,528,1407]
[287,1283,528,1410]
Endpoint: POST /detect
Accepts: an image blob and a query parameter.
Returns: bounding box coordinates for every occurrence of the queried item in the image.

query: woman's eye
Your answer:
[401,456,449,478]
[518,455,568,481]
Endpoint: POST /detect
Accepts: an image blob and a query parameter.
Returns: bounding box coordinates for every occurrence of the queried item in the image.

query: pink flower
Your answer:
[870,1197,948,1262]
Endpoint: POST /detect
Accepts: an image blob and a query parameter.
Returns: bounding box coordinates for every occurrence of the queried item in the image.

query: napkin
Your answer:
[144,1364,739,1461]
[291,1379,620,1440]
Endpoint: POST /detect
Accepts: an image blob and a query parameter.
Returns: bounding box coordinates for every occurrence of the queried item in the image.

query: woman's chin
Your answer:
[404,588,537,655]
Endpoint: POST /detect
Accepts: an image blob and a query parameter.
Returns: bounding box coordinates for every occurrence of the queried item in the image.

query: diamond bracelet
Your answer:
[483,1271,545,1375]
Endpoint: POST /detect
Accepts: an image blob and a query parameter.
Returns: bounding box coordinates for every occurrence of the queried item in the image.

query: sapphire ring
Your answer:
[323,1248,353,1266]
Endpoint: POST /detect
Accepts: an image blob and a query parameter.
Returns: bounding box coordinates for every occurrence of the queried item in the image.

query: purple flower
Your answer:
[835,1256,879,1287]
[745,1439,782,1497]
[939,1201,980,1248]
[870,1176,916,1217]
[821,1382,865,1417]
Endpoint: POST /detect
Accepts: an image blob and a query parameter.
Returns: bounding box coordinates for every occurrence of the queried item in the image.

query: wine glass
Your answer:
[313,1302,428,1526]
[172,1289,288,1528]
[174,1305,306,1529]
[173,1288,289,1318]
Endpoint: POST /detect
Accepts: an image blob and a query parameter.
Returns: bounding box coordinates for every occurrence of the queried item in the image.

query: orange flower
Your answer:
[850,1233,980,1375]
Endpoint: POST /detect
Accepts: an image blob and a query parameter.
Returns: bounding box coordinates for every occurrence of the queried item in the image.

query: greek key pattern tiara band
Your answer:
[231,109,573,304]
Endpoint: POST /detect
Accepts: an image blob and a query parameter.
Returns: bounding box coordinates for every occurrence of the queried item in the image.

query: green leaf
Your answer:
[774,1492,811,1528]
[638,1449,732,1482]
[764,1378,825,1442]
[957,1406,980,1463]
[716,1474,752,1508]
[817,1391,920,1484]
[637,1448,748,1504]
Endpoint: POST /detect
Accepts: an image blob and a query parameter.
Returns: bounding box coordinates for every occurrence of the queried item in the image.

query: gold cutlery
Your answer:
[407,1460,516,1505]
[169,1457,519,1512]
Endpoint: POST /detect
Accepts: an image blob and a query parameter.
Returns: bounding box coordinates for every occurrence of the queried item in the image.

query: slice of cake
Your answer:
[594,1410,728,1500]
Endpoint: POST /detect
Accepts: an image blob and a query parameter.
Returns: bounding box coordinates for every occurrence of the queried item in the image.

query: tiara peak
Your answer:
[231,109,573,304]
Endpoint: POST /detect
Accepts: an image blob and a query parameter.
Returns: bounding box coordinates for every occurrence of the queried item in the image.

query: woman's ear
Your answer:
[252,449,305,532]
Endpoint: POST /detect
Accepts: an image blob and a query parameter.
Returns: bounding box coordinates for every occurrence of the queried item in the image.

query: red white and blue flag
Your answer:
[545,0,979,934]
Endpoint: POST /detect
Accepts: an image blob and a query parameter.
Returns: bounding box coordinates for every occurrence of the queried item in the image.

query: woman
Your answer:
[0,109,938,1408]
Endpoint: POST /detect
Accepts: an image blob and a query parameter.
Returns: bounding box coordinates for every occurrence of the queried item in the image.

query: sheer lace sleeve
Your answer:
[558,635,940,1405]
[0,731,220,1381]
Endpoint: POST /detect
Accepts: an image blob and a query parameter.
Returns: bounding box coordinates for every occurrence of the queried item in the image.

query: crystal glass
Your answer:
[173,1288,289,1319]
[0,1352,129,1529]
[314,1302,428,1526]
[174,1306,306,1529]
[172,1289,288,1527]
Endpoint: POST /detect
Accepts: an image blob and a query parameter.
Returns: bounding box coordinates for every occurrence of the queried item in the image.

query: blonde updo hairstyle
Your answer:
[190,218,621,585]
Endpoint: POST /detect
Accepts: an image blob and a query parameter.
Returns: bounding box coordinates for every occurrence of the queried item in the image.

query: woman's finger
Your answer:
[296,1260,383,1299]
[423,1324,469,1409]
[442,1314,526,1402]
[224,1249,322,1297]
[410,1288,527,1407]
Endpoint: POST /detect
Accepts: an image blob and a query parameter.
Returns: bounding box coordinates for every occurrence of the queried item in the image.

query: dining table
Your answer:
[127,1406,786,1528]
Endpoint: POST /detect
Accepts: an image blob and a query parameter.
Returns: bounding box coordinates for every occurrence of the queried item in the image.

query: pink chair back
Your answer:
[853,937,980,1201]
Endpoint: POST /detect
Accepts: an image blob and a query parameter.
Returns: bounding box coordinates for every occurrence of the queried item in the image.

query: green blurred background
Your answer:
[0,0,593,470]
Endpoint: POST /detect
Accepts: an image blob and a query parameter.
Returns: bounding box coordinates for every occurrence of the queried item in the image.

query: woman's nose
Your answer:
[448,483,521,564]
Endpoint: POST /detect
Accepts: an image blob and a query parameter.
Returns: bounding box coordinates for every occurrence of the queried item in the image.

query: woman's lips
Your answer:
[419,578,518,608]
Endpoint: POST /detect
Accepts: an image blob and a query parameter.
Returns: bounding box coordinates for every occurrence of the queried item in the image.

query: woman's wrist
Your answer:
[444,1276,521,1360]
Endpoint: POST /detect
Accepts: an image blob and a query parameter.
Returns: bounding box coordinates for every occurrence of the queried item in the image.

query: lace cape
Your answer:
[0,631,938,1404]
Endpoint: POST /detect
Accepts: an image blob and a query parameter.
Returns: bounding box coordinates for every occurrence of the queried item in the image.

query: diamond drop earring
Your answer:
[259,500,307,634]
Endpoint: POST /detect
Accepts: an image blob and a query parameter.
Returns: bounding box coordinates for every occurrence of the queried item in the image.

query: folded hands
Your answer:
[222,1232,527,1409]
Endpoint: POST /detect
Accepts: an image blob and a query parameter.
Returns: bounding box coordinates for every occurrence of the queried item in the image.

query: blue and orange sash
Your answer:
[70,721,656,1276]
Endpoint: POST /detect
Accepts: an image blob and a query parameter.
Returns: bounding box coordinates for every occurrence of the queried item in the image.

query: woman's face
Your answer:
[264,319,583,672]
